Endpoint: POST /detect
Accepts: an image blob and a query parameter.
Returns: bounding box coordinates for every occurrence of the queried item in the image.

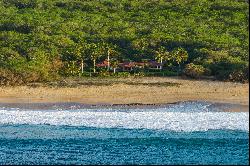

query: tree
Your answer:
[0,0,248,82]
[155,46,171,69]
[172,47,188,75]
[110,59,119,73]
[101,42,119,71]
[72,44,85,74]
[63,44,85,75]
[87,43,103,73]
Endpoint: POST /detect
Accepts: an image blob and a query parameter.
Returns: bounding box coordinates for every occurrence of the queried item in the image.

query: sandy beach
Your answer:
[0,77,248,111]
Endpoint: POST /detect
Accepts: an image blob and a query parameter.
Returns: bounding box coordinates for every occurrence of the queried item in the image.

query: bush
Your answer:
[229,70,245,82]
[0,68,23,85]
[98,71,111,77]
[161,70,178,76]
[209,56,249,82]
[143,70,178,77]
[204,68,212,76]
[0,68,43,85]
[115,72,131,77]
[134,72,145,77]
[0,55,62,85]
[183,63,205,78]
[60,61,80,76]
[79,71,91,77]
[228,65,249,83]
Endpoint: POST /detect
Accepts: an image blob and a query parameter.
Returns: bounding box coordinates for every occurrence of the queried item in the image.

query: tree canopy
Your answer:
[0,0,249,84]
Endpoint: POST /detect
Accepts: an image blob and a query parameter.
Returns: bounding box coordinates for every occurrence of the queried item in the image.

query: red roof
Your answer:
[96,60,109,67]
[134,62,146,66]
[119,62,135,68]
[97,60,162,68]
[149,61,163,67]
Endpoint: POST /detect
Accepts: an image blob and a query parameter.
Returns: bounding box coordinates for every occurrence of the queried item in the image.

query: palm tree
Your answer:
[111,59,119,73]
[172,47,188,75]
[74,44,84,74]
[86,43,102,73]
[101,42,119,71]
[155,46,171,69]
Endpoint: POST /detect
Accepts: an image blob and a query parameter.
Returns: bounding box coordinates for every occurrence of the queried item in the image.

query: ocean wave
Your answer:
[0,108,248,132]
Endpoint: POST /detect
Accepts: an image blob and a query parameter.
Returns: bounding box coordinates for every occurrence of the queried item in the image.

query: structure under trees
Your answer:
[0,0,249,84]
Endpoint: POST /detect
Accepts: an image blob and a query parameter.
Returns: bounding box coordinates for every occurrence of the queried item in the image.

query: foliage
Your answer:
[134,72,145,77]
[115,72,131,78]
[145,70,178,77]
[155,46,171,63]
[183,63,205,78]
[172,47,189,66]
[0,0,248,84]
[207,54,249,81]
[97,70,111,77]
[229,69,248,83]
[0,68,23,85]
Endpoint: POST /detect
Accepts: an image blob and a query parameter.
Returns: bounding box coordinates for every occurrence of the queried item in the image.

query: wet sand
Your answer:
[0,77,248,112]
[0,101,248,112]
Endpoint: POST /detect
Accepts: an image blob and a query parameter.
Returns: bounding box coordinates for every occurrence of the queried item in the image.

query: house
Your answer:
[134,62,147,69]
[148,61,163,69]
[96,59,109,68]
[96,60,164,72]
[119,61,135,71]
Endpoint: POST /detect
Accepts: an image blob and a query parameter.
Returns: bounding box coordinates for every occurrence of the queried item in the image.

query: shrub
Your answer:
[161,70,178,76]
[209,56,248,82]
[183,63,205,78]
[116,72,131,77]
[204,68,212,76]
[229,65,249,83]
[60,61,80,76]
[144,70,178,77]
[229,70,245,82]
[79,71,91,77]
[0,54,61,85]
[98,71,111,77]
[0,68,23,85]
[134,72,145,77]
[0,68,44,85]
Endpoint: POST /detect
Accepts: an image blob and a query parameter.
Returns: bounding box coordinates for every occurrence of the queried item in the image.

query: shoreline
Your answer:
[0,100,249,112]
[0,77,248,112]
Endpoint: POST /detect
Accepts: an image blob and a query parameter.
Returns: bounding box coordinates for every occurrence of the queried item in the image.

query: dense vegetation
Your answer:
[0,0,249,85]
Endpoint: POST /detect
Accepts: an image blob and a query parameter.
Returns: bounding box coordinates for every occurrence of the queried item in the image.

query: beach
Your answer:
[0,77,248,111]
[0,77,249,165]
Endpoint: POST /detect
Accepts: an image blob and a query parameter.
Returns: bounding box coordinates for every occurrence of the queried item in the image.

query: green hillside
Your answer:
[0,0,249,84]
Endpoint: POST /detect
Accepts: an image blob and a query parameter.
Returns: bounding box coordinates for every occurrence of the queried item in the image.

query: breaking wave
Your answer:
[0,102,248,132]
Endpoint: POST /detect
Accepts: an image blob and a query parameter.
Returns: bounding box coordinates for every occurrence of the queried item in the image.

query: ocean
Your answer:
[0,101,249,165]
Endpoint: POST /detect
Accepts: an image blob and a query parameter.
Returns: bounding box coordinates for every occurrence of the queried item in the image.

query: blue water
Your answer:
[0,101,249,165]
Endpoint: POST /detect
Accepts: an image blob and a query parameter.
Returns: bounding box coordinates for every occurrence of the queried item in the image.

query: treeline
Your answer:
[0,0,249,85]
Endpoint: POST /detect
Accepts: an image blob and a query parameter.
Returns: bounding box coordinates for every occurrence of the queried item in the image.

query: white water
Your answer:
[0,108,248,132]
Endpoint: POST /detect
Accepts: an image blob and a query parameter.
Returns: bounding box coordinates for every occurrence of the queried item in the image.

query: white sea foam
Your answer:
[0,107,248,132]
